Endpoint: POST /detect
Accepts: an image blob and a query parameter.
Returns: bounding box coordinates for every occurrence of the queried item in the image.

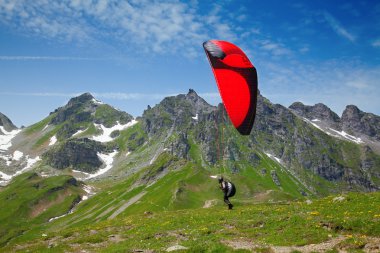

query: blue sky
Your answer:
[0,0,379,127]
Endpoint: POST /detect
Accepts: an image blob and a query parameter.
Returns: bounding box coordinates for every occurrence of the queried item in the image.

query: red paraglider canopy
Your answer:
[203,40,258,135]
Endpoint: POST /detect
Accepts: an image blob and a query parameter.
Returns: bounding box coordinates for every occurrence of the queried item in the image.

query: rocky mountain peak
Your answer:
[0,112,17,132]
[288,102,306,115]
[187,88,197,96]
[50,93,97,125]
[341,105,363,131]
[341,105,380,140]
[185,89,214,113]
[342,105,361,119]
[289,102,340,127]
[48,92,132,128]
[67,92,95,107]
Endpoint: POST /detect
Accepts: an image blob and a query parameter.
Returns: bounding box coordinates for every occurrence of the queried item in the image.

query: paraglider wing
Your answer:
[203,40,258,135]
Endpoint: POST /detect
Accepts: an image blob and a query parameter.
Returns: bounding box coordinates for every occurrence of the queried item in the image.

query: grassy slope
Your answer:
[0,172,83,247]
[0,150,314,248]
[2,192,379,252]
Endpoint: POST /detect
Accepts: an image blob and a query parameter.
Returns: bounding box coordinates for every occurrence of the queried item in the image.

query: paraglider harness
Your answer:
[219,177,236,209]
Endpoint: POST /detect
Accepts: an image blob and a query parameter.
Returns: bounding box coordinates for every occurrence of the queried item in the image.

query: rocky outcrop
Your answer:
[0,112,17,132]
[341,105,380,141]
[43,138,107,172]
[170,133,190,159]
[142,89,214,137]
[289,102,341,129]
[271,170,281,186]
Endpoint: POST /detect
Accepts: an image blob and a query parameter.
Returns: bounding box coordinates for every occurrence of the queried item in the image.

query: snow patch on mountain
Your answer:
[0,171,12,181]
[24,156,41,170]
[329,128,363,144]
[0,156,41,184]
[91,120,138,143]
[49,135,57,146]
[0,150,24,166]
[73,128,88,137]
[73,169,90,176]
[13,150,24,161]
[86,150,118,179]
[91,98,104,105]
[302,118,326,132]
[0,126,21,151]
[82,184,96,201]
[49,184,96,222]
[265,152,282,164]
[302,117,363,144]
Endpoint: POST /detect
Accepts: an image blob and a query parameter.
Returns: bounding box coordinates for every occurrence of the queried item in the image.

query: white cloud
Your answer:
[259,39,292,56]
[299,46,309,53]
[260,60,380,115]
[0,56,99,61]
[0,91,175,101]
[0,92,81,97]
[0,0,248,57]
[0,91,223,107]
[322,11,356,42]
[372,38,380,48]
[93,92,172,100]
[346,81,369,89]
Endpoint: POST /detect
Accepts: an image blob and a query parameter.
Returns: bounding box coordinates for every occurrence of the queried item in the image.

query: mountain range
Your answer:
[1,90,380,192]
[1,90,380,249]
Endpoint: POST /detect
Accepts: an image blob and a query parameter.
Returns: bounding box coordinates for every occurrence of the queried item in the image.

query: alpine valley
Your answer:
[1,90,379,252]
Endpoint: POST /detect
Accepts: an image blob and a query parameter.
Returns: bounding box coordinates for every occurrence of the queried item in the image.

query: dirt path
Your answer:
[224,236,380,253]
[271,236,346,253]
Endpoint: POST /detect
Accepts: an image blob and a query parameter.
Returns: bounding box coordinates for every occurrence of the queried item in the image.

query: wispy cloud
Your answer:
[372,38,380,48]
[0,92,81,97]
[0,0,249,57]
[257,39,292,56]
[0,56,99,61]
[260,59,380,115]
[322,11,356,42]
[0,91,222,103]
[93,92,174,100]
[0,91,174,101]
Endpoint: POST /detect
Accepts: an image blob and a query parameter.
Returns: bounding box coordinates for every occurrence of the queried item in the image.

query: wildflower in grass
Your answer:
[346,234,353,238]
[309,211,320,216]
[373,214,380,218]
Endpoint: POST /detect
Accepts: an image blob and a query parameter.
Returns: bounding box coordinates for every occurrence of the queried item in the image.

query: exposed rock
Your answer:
[271,170,281,186]
[341,105,380,141]
[50,92,133,127]
[289,102,341,129]
[333,196,345,202]
[43,138,106,172]
[0,112,17,132]
[170,133,190,159]
[166,245,188,252]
